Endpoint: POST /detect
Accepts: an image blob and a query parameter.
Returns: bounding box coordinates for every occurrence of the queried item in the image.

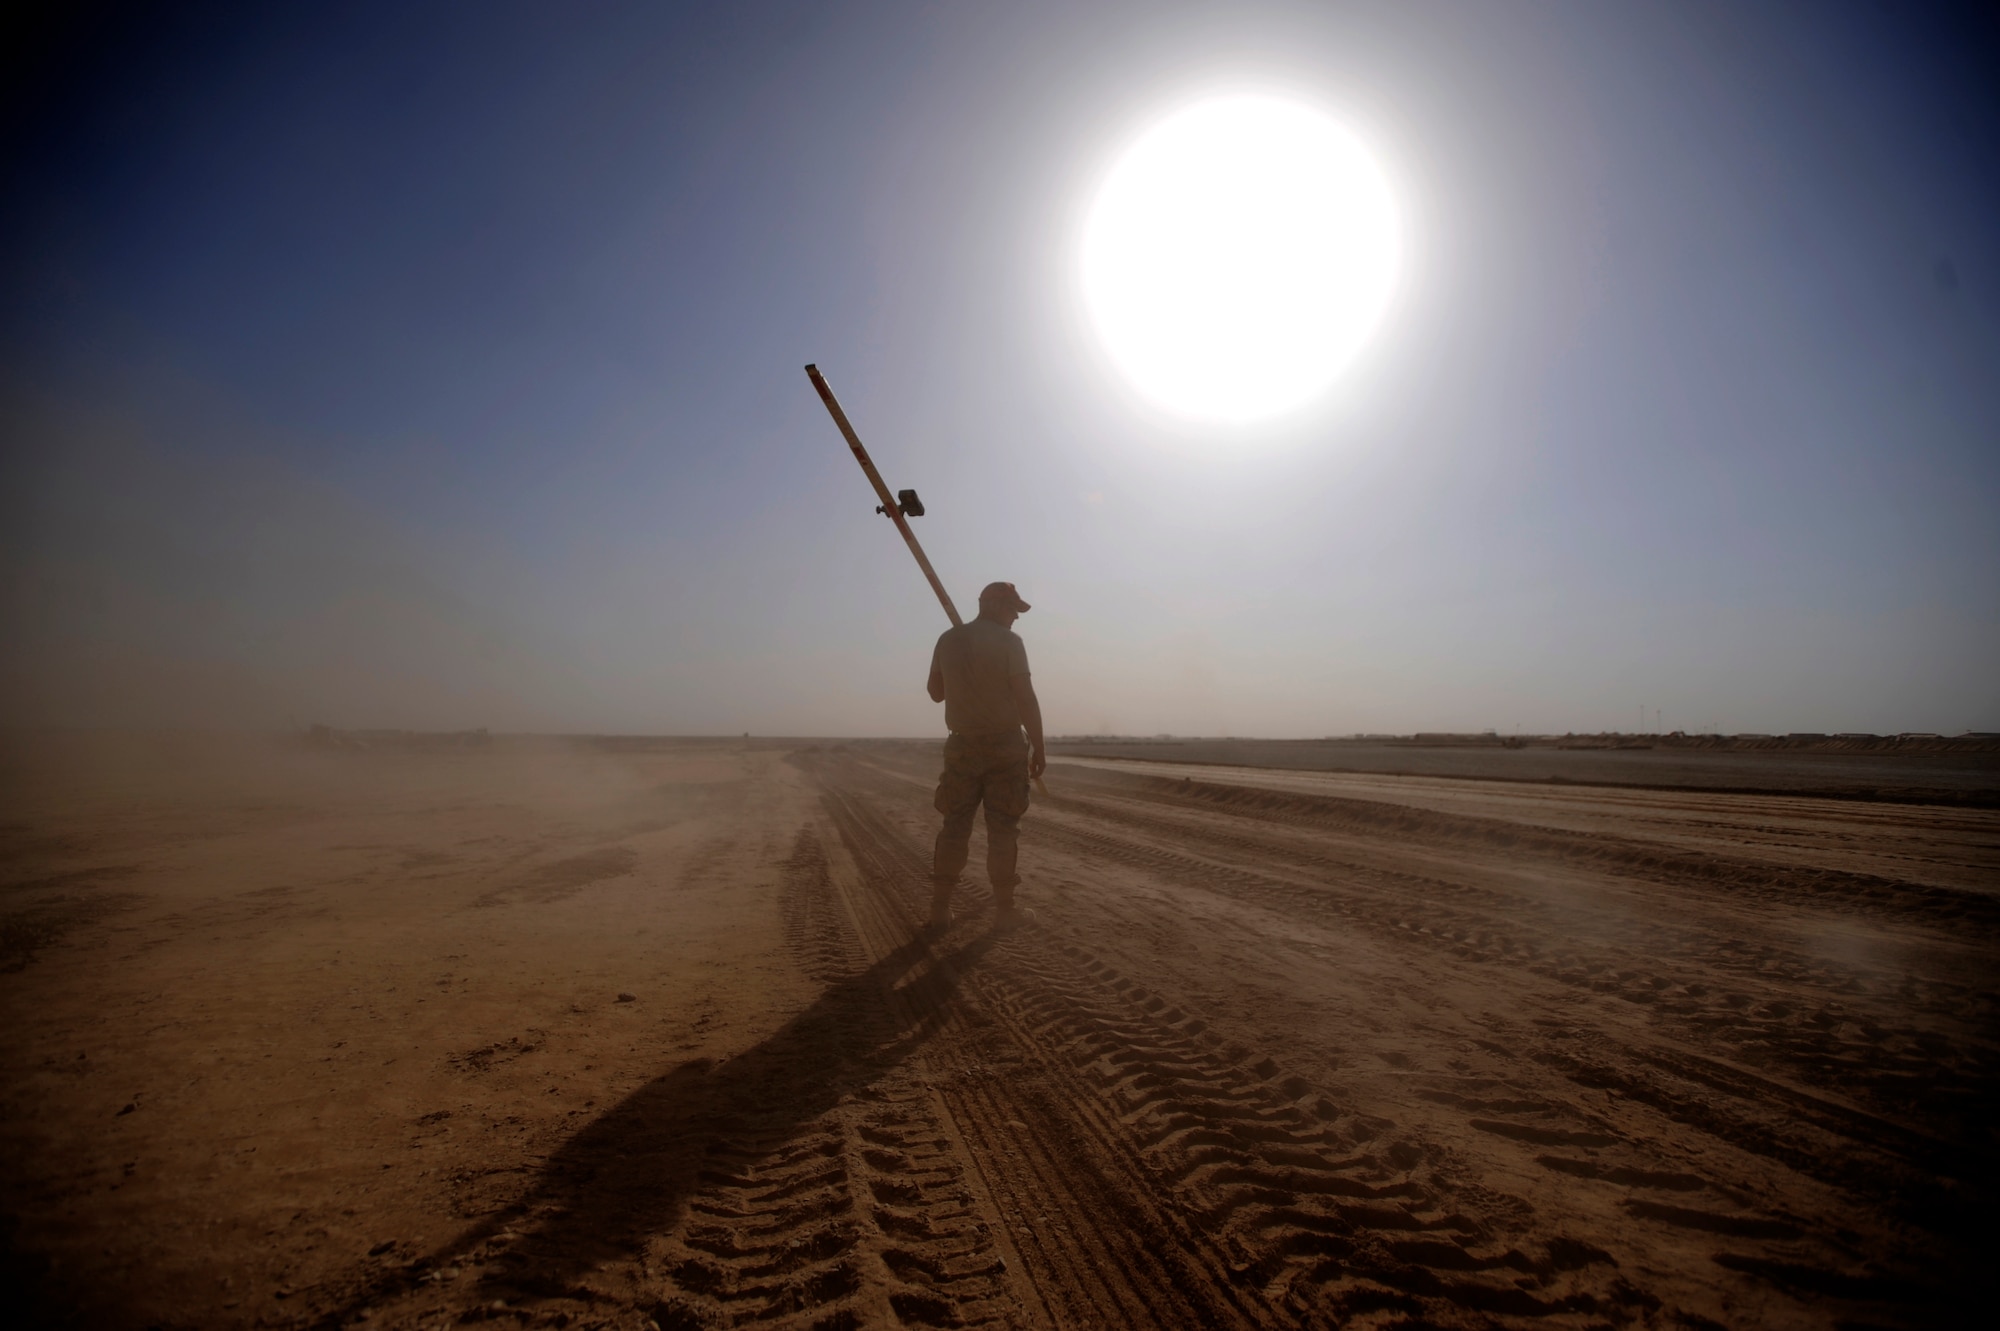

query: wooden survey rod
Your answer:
[805,364,963,628]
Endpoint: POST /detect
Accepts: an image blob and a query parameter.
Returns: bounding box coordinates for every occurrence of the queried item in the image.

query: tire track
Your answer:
[1021,783,1997,1207]
[809,756,1652,1326]
[649,828,1019,1329]
[820,785,1251,1329]
[821,747,1974,1327]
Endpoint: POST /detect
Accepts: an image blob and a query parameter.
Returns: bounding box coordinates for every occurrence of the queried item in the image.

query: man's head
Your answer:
[976,581,1031,625]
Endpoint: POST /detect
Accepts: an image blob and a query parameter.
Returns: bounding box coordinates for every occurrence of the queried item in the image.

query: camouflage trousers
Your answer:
[931,729,1031,908]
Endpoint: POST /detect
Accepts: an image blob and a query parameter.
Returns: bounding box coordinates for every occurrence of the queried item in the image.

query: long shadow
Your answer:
[318,926,994,1325]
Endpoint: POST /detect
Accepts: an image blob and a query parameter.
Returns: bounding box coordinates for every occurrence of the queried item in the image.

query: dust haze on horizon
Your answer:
[3,1,1996,740]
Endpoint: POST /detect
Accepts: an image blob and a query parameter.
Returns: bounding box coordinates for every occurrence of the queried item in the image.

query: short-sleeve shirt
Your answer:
[931,619,1031,736]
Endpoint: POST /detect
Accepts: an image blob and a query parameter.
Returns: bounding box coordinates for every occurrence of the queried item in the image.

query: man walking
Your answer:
[926,581,1045,932]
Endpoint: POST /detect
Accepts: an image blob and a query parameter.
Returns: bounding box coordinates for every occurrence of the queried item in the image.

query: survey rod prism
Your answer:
[805,364,963,628]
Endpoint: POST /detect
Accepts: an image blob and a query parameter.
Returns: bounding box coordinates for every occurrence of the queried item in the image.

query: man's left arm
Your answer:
[1008,673,1046,779]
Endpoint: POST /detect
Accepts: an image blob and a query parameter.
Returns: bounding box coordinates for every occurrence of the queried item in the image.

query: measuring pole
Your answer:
[805,364,962,627]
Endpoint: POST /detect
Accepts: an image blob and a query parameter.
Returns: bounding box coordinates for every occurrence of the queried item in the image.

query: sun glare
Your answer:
[1082,94,1400,425]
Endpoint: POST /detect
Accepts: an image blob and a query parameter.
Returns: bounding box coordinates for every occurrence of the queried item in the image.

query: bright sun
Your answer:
[1082,94,1400,425]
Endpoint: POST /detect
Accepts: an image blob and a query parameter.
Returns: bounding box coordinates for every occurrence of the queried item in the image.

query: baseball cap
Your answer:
[978,581,1031,613]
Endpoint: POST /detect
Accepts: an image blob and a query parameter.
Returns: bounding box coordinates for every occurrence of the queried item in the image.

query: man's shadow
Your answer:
[322,928,994,1323]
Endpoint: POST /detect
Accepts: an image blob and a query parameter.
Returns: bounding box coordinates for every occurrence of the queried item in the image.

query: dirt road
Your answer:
[2,737,1992,1329]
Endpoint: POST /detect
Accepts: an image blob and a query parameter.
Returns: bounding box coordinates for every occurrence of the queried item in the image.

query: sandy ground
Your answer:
[1047,740,2000,804]
[2,735,1994,1329]
[1057,757,2000,894]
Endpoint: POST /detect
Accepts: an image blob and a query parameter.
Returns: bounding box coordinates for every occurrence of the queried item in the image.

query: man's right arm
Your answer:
[927,640,946,703]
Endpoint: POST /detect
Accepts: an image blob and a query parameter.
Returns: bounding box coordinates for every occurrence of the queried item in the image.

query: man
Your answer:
[925,580,1046,932]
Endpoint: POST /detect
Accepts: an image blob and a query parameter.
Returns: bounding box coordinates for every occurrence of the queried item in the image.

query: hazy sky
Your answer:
[4,1,1996,736]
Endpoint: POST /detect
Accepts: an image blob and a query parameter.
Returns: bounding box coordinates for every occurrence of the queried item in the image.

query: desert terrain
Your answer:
[2,733,1995,1329]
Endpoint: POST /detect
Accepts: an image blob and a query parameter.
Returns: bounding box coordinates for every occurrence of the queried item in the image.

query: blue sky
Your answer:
[3,0,1996,735]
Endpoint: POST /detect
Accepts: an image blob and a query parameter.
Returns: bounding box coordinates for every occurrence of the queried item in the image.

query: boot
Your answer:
[990,887,1034,932]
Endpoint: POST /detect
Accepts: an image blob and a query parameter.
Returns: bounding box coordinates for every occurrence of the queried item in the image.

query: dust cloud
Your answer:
[1,390,576,733]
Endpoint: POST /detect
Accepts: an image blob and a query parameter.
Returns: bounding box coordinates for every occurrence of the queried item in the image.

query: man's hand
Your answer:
[1029,744,1047,780]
